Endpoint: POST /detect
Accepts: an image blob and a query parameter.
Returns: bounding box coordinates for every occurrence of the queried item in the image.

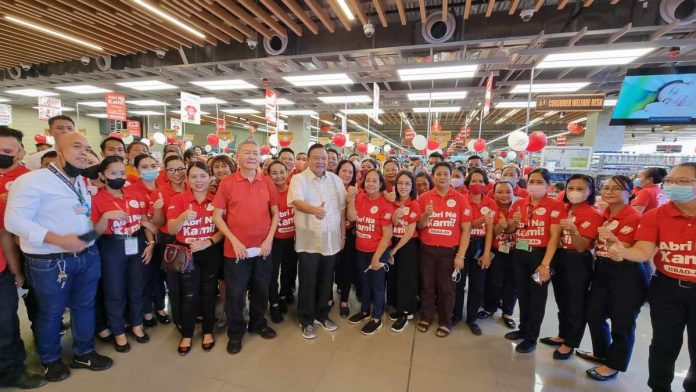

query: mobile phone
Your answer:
[78,230,97,243]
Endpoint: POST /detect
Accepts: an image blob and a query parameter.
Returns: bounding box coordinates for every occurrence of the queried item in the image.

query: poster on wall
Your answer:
[0,104,11,126]
[126,119,141,137]
[37,97,61,120]
[170,118,182,136]
[180,92,200,125]
[265,89,277,126]
[105,93,127,121]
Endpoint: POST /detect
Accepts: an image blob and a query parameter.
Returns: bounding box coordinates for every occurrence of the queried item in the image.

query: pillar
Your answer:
[583,110,625,152]
[287,115,312,153]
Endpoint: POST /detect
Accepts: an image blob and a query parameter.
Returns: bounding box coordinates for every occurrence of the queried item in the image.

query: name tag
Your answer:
[74,203,89,215]
[124,238,138,255]
[516,239,530,252]
[499,243,510,254]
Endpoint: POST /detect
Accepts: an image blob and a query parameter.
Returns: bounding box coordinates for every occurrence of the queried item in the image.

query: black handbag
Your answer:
[161,244,194,274]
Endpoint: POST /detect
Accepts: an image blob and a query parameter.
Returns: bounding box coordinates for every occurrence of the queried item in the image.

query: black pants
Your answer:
[297,252,336,327]
[224,256,272,341]
[335,228,357,303]
[455,237,486,324]
[145,234,173,315]
[167,244,222,338]
[513,247,550,341]
[0,271,26,385]
[387,238,419,315]
[269,237,297,306]
[648,272,696,392]
[550,249,593,348]
[483,248,517,316]
[585,257,649,372]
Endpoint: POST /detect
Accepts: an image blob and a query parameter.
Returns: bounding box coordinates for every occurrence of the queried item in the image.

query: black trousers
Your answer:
[648,272,696,392]
[269,237,297,306]
[585,257,650,372]
[0,271,26,385]
[455,236,487,324]
[550,249,593,348]
[483,248,517,316]
[166,244,222,338]
[335,228,357,303]
[145,234,174,314]
[224,256,272,341]
[388,238,419,315]
[297,252,336,327]
[512,247,550,341]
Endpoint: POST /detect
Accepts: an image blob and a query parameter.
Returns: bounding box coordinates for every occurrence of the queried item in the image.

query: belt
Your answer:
[657,271,696,289]
[100,232,144,241]
[25,247,90,260]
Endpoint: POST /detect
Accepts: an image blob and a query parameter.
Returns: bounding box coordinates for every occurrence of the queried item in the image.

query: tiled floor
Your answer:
[12,288,690,392]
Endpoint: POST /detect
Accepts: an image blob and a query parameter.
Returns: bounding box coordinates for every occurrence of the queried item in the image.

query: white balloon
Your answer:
[219,139,230,149]
[367,144,376,154]
[268,134,279,147]
[123,135,134,144]
[204,145,212,153]
[507,151,517,161]
[507,130,530,152]
[140,138,150,147]
[345,139,354,148]
[153,132,166,145]
[412,134,427,150]
[270,147,278,155]
[184,140,193,150]
[384,144,392,152]
[467,139,477,152]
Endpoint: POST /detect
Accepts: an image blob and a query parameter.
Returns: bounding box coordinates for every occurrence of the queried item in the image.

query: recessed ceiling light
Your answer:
[243,98,294,105]
[280,109,318,116]
[397,64,478,81]
[129,110,164,115]
[4,16,103,51]
[340,108,384,115]
[190,79,256,90]
[510,82,590,94]
[495,101,537,108]
[171,110,210,115]
[79,101,107,107]
[407,91,468,101]
[116,80,177,91]
[132,0,205,38]
[5,89,59,97]
[413,106,460,113]
[537,48,654,69]
[127,100,169,106]
[284,73,353,87]
[318,95,372,104]
[86,113,109,118]
[220,108,260,114]
[55,85,111,94]
[32,106,75,112]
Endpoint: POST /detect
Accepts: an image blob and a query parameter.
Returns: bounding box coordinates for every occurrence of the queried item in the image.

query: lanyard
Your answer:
[48,164,87,206]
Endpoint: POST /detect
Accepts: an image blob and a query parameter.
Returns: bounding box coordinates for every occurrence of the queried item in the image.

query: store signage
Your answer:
[0,104,11,125]
[180,92,201,125]
[535,94,605,111]
[216,119,226,134]
[265,90,277,125]
[483,73,493,117]
[126,119,141,137]
[459,126,471,138]
[350,132,368,143]
[278,131,293,145]
[370,137,385,147]
[405,129,416,144]
[105,93,127,121]
[171,118,182,136]
[430,132,452,145]
[37,97,61,120]
[431,122,442,133]
[556,135,568,146]
[656,144,682,153]
[318,136,330,145]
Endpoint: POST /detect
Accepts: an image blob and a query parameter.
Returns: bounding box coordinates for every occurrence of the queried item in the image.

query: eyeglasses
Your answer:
[663,178,696,186]
[166,167,186,174]
[600,186,626,193]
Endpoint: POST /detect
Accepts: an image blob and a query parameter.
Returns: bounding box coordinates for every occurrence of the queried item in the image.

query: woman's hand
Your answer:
[479,252,491,269]
[535,264,551,283]
[141,243,154,264]
[104,210,128,221]
[190,240,211,253]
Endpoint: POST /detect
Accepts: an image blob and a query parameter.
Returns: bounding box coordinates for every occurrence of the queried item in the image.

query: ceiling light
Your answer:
[280,109,318,116]
[510,82,590,94]
[318,95,371,104]
[79,101,107,107]
[0,97,10,103]
[127,100,169,106]
[171,110,210,115]
[243,98,294,105]
[5,89,59,97]
[55,85,111,94]
[495,101,537,108]
[335,0,355,20]
[413,106,460,113]
[221,108,260,114]
[340,108,385,115]
[397,64,478,81]
[407,91,468,101]
[86,113,108,118]
[116,80,177,91]
[131,0,205,38]
[190,79,256,90]
[199,97,227,105]
[4,16,103,51]
[283,73,353,87]
[32,106,74,112]
[537,48,654,69]
[129,110,163,115]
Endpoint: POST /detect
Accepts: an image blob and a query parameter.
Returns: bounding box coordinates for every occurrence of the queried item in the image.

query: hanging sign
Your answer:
[536,94,605,111]
[318,136,331,145]
[483,73,493,117]
[37,97,61,120]
[459,126,471,138]
[431,122,442,133]
[404,128,416,144]
[556,135,568,146]
[265,89,277,125]
[350,132,368,144]
[180,92,201,125]
[170,118,182,136]
[215,119,226,134]
[430,132,451,146]
[370,137,385,147]
[126,119,141,137]
[105,93,127,121]
[0,104,11,125]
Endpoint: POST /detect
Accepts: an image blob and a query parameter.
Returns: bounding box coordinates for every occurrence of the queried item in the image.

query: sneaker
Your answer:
[361,319,383,336]
[215,313,227,328]
[270,306,284,324]
[391,316,409,332]
[313,318,338,332]
[42,361,70,382]
[1,372,47,389]
[348,312,370,324]
[388,311,414,321]
[70,352,113,371]
[301,324,317,339]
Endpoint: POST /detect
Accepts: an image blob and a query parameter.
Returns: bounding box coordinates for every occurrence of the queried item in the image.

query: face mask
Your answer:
[82,165,100,180]
[0,154,15,169]
[62,161,85,178]
[662,184,696,203]
[633,177,643,188]
[140,169,159,182]
[527,184,547,199]
[451,177,464,188]
[106,178,126,190]
[566,190,587,204]
[468,183,485,195]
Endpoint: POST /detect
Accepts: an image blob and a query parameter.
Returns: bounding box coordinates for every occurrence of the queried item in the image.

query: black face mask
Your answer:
[0,154,15,169]
[82,165,100,180]
[106,178,126,190]
[62,161,85,178]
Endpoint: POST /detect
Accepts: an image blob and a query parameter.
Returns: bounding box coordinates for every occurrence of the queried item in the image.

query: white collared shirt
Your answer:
[288,169,346,256]
[5,164,94,254]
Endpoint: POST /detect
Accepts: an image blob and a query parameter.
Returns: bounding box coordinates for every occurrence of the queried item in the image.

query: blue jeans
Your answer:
[0,271,26,384]
[26,245,101,363]
[357,249,389,319]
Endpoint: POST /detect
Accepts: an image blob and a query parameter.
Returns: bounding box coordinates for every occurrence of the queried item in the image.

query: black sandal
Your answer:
[435,326,451,338]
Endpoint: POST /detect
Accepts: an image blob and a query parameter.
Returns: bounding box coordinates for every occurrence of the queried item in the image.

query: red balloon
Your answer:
[166,136,176,144]
[279,137,291,147]
[567,123,584,135]
[320,124,331,133]
[332,133,346,147]
[207,133,219,146]
[34,134,47,144]
[527,131,547,152]
[523,166,534,175]
[260,145,271,155]
[500,151,508,158]
[108,132,122,139]
[518,151,525,160]
[473,138,487,152]
[356,142,368,154]
[427,139,440,150]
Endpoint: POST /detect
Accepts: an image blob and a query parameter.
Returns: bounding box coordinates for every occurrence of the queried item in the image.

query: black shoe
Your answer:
[348,312,370,324]
[477,310,493,320]
[468,322,482,336]
[451,315,462,326]
[388,312,399,321]
[202,339,215,352]
[502,317,516,330]
[251,326,276,339]
[391,316,409,332]
[226,339,242,355]
[156,312,171,325]
[270,306,284,324]
[96,332,114,343]
[143,317,157,328]
[515,339,537,354]
[42,361,70,382]
[70,352,113,371]
[132,331,150,344]
[575,350,606,364]
[586,367,618,381]
[553,347,574,360]
[539,337,563,347]
[504,330,524,340]
[278,300,288,314]
[339,304,350,318]
[2,372,48,389]
[113,341,130,353]
[361,319,382,336]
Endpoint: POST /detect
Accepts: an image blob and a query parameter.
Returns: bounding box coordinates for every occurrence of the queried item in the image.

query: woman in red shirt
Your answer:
[387,170,421,332]
[504,168,564,354]
[91,156,155,352]
[266,160,296,324]
[346,169,394,336]
[577,176,650,381]
[451,166,468,195]
[632,167,668,214]
[208,155,235,195]
[415,172,434,197]
[540,174,603,360]
[335,160,358,317]
[166,162,223,355]
[382,159,399,194]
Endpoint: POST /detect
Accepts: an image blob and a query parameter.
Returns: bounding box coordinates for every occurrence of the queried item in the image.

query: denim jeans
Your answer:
[25,245,101,364]
[357,249,389,319]
[0,271,27,384]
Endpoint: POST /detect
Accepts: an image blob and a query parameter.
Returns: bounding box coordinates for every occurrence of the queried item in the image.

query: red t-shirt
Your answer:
[631,184,668,213]
[560,203,603,250]
[125,179,156,204]
[467,194,498,238]
[275,189,295,239]
[493,204,515,249]
[355,193,394,253]
[392,198,421,239]
[0,165,30,224]
[510,196,566,247]
[212,171,279,256]
[149,183,187,234]
[635,202,696,282]
[455,186,469,197]
[418,188,473,247]
[155,172,170,188]
[91,188,149,235]
[595,205,641,258]
[167,190,217,244]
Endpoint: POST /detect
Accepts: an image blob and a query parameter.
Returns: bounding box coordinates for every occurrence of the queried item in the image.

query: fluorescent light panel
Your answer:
[5,89,59,97]
[32,106,74,112]
[407,91,468,101]
[318,95,371,104]
[335,0,355,20]
[129,110,163,115]
[413,106,460,113]
[86,113,108,118]
[495,101,537,108]
[132,0,205,38]
[4,16,102,51]
[221,108,260,114]
[537,48,654,69]
[0,97,9,102]
[116,80,177,91]
[171,110,210,115]
[510,82,590,94]
[398,64,478,81]
[55,85,111,94]
[283,73,353,87]
[190,79,256,90]
[280,109,317,115]
[340,108,384,115]
[79,101,107,107]
[127,100,169,106]
[199,97,227,105]
[242,98,294,105]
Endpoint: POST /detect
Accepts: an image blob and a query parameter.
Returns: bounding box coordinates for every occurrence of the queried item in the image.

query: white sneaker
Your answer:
[301,324,317,339]
[313,318,338,332]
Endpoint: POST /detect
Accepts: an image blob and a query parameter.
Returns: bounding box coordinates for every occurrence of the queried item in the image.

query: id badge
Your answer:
[516,239,530,252]
[74,203,89,215]
[124,238,139,255]
[499,243,510,254]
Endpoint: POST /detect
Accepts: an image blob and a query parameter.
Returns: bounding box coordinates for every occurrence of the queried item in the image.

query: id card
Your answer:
[124,238,139,255]
[516,239,530,252]
[74,203,89,215]
[499,243,510,254]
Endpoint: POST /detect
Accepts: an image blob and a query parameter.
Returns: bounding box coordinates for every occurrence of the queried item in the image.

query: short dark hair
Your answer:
[187,161,210,177]
[362,158,378,169]
[360,169,386,192]
[465,167,489,186]
[605,175,634,201]
[210,155,236,173]
[416,172,434,190]
[643,167,668,184]
[164,155,184,167]
[335,159,357,186]
[183,148,198,161]
[0,125,23,142]
[528,168,551,184]
[431,161,452,176]
[395,170,418,200]
[98,156,124,173]
[48,115,74,128]
[278,147,295,157]
[327,148,339,158]
[676,162,696,175]
[133,153,156,168]
[349,153,360,159]
[296,152,307,158]
[100,137,125,152]
[35,142,50,149]
[307,143,325,158]
[382,159,400,171]
[40,151,57,161]
[267,159,287,175]
[428,152,445,162]
[467,155,483,162]
[493,180,514,193]
[126,141,149,154]
[564,174,597,205]
[164,144,181,155]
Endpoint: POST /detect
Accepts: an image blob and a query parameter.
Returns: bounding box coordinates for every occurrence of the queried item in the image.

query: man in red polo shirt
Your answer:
[213,140,279,355]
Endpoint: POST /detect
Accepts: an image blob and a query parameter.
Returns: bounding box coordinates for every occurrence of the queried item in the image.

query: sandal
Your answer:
[417,321,430,333]
[435,326,451,338]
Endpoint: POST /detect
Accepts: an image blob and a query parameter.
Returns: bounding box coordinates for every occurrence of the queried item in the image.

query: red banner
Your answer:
[105,93,127,121]
[126,119,141,137]
[459,126,471,138]
[404,128,416,144]
[265,90,277,125]
[216,119,226,134]
[556,135,568,146]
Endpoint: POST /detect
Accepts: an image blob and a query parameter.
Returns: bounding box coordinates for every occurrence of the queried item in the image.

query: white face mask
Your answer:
[527,184,547,199]
[566,190,587,204]
[451,177,464,188]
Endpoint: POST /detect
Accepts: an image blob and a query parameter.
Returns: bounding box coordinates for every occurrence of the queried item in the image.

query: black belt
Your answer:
[100,231,144,241]
[25,247,90,260]
[657,271,696,289]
